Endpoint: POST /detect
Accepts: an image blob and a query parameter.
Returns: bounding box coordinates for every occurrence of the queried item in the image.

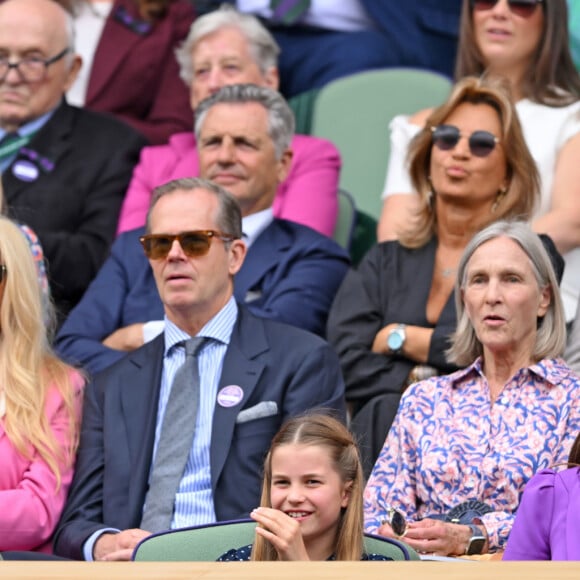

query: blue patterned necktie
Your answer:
[270,0,311,25]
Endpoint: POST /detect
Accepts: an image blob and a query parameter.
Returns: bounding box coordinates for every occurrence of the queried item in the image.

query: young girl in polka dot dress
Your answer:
[218,413,392,561]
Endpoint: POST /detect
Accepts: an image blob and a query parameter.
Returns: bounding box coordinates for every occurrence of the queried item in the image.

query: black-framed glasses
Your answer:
[140,230,237,260]
[470,0,543,18]
[381,506,408,538]
[0,47,71,83]
[431,124,500,157]
[0,264,7,283]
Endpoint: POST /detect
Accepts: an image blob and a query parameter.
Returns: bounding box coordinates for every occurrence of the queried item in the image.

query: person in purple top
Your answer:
[503,432,580,561]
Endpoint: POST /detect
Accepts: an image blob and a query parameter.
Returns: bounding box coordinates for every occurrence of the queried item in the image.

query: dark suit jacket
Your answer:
[55,219,349,374]
[53,306,346,560]
[85,0,195,144]
[2,100,146,319]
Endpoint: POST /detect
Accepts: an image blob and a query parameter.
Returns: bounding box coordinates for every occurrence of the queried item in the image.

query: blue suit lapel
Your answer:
[119,334,165,521]
[234,220,292,303]
[210,307,268,490]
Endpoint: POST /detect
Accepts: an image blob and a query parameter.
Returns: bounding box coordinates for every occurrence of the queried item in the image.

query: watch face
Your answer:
[388,331,404,351]
[466,537,486,556]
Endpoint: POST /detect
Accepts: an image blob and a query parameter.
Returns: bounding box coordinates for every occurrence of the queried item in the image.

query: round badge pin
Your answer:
[217,385,244,408]
[13,160,39,182]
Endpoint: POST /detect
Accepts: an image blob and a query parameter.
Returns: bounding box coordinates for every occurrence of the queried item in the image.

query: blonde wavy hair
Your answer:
[251,413,364,561]
[0,216,81,489]
[401,76,539,248]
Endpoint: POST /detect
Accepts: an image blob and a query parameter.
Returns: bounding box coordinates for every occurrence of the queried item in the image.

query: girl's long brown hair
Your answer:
[251,413,365,561]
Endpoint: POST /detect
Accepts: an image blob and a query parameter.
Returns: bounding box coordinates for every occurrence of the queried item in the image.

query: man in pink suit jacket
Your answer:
[117,6,340,237]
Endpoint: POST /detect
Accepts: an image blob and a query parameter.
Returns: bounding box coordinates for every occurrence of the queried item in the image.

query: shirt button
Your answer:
[500,396,509,405]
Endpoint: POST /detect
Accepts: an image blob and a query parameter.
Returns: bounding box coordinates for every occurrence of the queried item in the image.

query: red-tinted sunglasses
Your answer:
[470,0,543,18]
[140,230,237,260]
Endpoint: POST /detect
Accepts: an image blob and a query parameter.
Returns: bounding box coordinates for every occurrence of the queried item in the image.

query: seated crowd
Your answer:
[1,0,580,564]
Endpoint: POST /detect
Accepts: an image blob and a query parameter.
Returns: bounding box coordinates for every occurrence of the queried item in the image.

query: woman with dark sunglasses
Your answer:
[378,0,580,326]
[0,216,84,553]
[327,76,539,475]
[503,431,580,560]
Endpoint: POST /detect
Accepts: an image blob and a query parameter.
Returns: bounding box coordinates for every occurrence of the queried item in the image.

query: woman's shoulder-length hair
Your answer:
[448,220,567,365]
[455,0,580,106]
[401,76,539,248]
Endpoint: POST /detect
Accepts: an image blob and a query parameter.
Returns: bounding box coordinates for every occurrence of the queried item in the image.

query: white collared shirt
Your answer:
[241,207,274,248]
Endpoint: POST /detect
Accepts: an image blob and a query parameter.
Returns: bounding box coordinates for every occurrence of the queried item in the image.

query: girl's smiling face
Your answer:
[269,443,351,558]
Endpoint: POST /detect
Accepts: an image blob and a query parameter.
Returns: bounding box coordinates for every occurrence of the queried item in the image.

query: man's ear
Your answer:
[276,149,293,184]
[228,238,247,276]
[262,66,279,91]
[63,54,82,92]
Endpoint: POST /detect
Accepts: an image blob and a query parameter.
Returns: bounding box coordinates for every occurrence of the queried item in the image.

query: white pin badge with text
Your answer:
[217,385,244,408]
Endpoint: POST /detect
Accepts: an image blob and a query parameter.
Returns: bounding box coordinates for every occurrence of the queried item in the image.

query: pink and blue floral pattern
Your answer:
[363,357,580,551]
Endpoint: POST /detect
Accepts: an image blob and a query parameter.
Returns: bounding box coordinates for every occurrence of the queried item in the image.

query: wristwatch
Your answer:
[386,324,406,355]
[465,524,486,556]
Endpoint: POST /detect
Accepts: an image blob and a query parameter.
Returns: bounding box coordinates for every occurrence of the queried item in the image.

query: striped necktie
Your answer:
[0,132,29,165]
[270,0,311,25]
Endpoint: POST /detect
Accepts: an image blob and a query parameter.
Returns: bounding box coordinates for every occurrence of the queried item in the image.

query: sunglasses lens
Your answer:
[180,232,212,257]
[508,0,538,17]
[142,236,173,259]
[472,0,539,16]
[432,125,460,151]
[471,0,497,11]
[389,509,407,537]
[469,131,497,157]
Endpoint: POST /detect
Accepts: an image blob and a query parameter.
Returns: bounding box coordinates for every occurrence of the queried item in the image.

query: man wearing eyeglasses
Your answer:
[55,84,349,375]
[53,175,346,561]
[0,0,146,321]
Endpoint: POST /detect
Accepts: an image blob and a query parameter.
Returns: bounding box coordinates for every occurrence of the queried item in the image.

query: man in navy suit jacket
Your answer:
[214,1,462,97]
[55,84,349,375]
[53,176,346,560]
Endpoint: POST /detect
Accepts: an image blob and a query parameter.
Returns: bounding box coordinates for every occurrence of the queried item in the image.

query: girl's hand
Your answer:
[251,507,310,561]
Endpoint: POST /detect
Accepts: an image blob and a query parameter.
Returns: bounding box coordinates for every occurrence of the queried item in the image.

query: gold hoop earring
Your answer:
[492,186,508,213]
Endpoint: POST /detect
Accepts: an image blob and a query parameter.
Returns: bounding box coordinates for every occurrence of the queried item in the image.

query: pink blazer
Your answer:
[117,132,341,237]
[0,372,84,552]
[85,0,195,145]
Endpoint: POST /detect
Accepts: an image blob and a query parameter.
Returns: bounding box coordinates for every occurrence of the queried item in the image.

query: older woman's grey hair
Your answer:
[448,221,567,365]
[175,4,280,86]
[194,83,295,160]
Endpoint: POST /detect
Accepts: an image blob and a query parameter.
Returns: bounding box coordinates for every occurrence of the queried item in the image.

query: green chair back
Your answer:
[133,520,257,562]
[363,532,420,561]
[132,520,418,562]
[288,88,321,135]
[333,189,357,251]
[311,68,452,220]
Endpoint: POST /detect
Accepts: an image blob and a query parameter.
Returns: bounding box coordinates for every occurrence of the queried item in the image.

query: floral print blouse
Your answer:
[364,357,580,551]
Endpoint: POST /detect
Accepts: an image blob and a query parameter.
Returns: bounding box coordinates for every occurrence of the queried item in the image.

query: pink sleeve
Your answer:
[272,135,341,237]
[117,146,158,234]
[0,372,84,551]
